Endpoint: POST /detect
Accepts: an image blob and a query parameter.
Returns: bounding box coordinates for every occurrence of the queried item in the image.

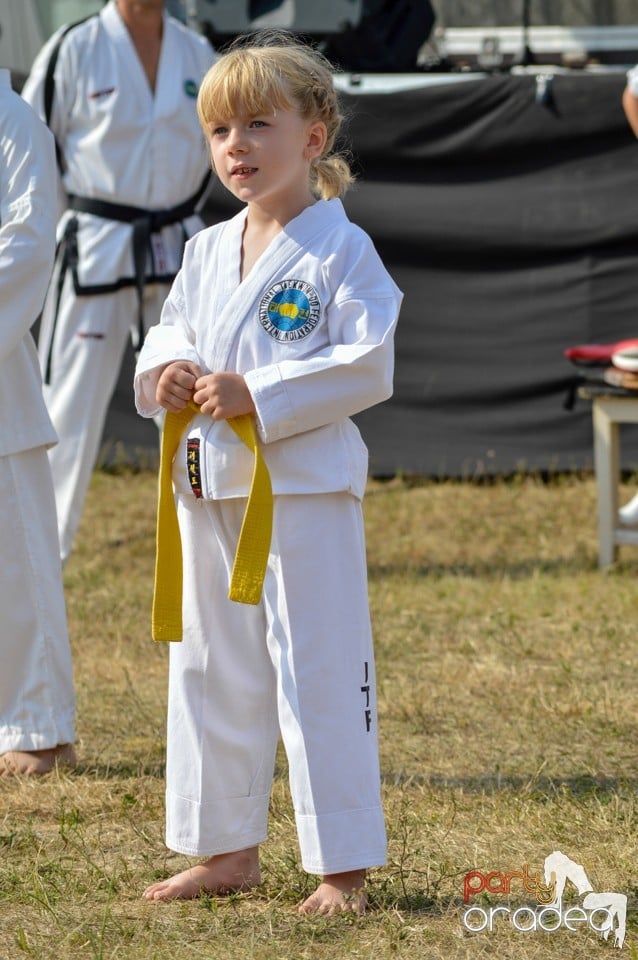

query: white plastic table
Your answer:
[581,387,638,567]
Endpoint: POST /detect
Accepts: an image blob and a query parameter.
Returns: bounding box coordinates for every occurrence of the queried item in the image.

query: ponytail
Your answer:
[312,155,354,200]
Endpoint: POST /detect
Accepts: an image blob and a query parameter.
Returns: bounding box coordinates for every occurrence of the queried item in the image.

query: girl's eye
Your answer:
[251,119,267,128]
[212,125,227,136]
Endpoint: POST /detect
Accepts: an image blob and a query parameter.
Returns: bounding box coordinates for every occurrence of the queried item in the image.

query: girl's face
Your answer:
[206,100,327,220]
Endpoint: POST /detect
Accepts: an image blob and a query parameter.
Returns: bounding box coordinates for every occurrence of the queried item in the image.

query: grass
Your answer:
[0,468,637,958]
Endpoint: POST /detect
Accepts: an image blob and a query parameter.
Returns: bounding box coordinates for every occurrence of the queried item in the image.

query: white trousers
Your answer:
[0,447,75,752]
[38,277,169,561]
[165,492,387,876]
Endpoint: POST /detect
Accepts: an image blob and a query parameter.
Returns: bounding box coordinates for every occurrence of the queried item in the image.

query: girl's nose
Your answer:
[227,127,246,152]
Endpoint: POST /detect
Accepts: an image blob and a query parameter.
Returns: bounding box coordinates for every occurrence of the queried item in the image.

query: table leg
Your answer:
[592,401,619,568]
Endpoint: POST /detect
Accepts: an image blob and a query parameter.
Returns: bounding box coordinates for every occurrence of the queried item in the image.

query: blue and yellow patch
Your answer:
[258,279,321,343]
[184,79,198,99]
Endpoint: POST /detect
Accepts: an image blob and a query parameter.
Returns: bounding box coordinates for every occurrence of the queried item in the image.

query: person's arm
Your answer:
[623,86,638,138]
[235,227,400,444]
[623,66,638,137]
[0,94,56,363]
[244,290,399,444]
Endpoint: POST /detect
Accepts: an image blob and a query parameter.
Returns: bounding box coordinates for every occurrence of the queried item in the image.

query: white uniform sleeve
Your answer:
[245,245,401,444]
[0,98,57,364]
[22,27,74,221]
[134,272,201,416]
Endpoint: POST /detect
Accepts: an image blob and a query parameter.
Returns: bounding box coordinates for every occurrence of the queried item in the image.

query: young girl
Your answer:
[135,32,402,915]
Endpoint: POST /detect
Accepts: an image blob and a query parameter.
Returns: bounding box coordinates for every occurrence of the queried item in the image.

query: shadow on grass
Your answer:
[69,761,292,782]
[64,760,635,802]
[368,890,452,916]
[381,771,638,797]
[368,556,602,581]
[68,761,166,779]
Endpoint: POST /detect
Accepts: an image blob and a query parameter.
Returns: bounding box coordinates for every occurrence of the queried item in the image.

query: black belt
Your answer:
[43,176,210,384]
[68,176,209,349]
[67,190,207,231]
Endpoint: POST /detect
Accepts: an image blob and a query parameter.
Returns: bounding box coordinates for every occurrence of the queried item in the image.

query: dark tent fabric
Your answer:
[105,70,638,476]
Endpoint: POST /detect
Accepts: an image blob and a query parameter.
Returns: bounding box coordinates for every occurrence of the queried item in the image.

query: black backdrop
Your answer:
[106,70,638,476]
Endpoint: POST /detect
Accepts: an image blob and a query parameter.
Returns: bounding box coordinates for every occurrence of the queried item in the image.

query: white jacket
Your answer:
[0,69,57,457]
[135,199,402,500]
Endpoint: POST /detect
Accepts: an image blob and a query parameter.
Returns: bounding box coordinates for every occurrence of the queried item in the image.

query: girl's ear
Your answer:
[304,120,328,159]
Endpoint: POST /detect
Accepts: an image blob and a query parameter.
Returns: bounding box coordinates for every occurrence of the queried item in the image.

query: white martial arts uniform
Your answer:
[135,198,402,874]
[22,1,215,561]
[0,69,75,753]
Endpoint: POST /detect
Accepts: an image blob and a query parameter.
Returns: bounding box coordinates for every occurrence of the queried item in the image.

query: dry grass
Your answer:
[1,468,637,959]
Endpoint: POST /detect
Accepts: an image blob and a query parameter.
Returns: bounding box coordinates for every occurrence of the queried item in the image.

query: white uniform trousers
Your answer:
[166,492,387,876]
[39,277,169,561]
[0,447,75,752]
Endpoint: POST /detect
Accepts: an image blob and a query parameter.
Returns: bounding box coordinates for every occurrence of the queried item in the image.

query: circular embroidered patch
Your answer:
[259,279,321,343]
[184,79,198,99]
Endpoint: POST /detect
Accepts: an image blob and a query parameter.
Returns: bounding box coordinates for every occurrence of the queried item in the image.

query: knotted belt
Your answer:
[44,179,210,385]
[68,177,209,349]
[152,402,273,642]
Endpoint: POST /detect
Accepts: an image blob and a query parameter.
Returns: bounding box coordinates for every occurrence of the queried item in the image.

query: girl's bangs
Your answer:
[200,56,293,124]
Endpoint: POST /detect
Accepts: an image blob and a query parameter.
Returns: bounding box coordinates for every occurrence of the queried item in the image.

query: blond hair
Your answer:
[197,32,354,200]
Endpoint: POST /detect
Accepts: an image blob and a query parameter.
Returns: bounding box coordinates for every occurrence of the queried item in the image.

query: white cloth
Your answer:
[0,69,57,457]
[0,70,75,751]
[22,1,216,560]
[136,197,401,872]
[166,493,387,874]
[135,198,402,500]
[627,65,638,97]
[0,449,75,752]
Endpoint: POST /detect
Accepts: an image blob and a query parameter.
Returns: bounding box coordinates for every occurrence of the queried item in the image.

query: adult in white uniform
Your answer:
[136,36,402,915]
[22,0,215,562]
[619,67,638,525]
[0,70,76,776]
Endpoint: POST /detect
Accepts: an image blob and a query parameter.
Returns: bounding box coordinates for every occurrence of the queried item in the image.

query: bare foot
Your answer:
[0,744,77,777]
[299,870,367,916]
[143,846,261,901]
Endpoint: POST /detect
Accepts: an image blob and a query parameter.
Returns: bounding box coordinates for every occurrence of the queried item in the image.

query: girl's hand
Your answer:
[156,361,202,411]
[193,372,256,420]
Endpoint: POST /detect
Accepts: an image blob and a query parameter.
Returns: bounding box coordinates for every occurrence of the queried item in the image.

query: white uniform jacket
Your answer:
[21,1,215,290]
[0,70,57,457]
[135,198,402,500]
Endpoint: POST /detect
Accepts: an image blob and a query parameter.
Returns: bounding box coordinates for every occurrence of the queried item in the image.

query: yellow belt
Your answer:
[152,402,273,642]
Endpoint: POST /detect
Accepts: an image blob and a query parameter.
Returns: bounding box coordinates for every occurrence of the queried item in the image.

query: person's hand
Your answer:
[193,372,256,420]
[156,361,202,411]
